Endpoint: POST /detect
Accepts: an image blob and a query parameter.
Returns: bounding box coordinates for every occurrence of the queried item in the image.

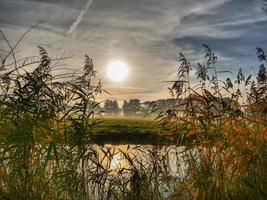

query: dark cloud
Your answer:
[172,8,267,70]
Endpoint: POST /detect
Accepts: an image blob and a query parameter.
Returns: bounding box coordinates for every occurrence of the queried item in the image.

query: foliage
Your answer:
[104,99,121,115]
[122,99,142,117]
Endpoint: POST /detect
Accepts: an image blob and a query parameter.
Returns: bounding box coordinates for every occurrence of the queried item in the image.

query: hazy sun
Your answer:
[106,60,129,82]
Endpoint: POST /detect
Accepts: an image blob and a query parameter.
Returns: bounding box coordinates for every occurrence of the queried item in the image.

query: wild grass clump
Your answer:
[157,44,267,199]
[0,28,105,199]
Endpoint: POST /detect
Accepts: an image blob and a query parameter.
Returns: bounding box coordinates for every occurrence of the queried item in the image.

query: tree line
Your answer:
[102,98,178,117]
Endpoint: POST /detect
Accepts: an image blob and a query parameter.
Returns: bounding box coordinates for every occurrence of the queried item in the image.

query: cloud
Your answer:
[0,0,266,100]
[67,0,93,35]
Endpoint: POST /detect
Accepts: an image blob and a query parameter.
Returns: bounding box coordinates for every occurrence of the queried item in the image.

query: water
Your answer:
[84,144,190,198]
[93,144,189,178]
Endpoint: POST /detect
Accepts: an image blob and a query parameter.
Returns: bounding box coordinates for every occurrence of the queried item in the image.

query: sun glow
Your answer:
[110,152,125,169]
[106,60,129,82]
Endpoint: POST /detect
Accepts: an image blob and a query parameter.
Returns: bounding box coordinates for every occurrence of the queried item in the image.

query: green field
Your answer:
[91,117,163,144]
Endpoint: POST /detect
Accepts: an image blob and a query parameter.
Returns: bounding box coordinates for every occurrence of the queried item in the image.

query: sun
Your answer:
[106,60,129,82]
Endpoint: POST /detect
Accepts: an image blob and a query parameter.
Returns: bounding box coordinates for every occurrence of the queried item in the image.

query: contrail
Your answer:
[67,0,93,35]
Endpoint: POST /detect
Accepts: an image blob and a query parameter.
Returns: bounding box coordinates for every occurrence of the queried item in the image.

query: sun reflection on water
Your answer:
[110,152,125,169]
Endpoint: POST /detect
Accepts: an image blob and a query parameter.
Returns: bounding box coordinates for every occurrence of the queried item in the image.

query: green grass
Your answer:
[94,117,158,134]
[91,117,162,144]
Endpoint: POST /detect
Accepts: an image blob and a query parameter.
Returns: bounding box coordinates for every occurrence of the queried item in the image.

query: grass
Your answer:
[94,117,158,135]
[91,117,161,144]
[90,117,195,145]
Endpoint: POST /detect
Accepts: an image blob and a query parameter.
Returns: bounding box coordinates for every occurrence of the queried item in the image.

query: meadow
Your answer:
[0,29,266,200]
[91,117,160,145]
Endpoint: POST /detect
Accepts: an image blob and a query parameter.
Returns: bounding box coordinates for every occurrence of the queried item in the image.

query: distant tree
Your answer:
[139,98,179,116]
[122,99,141,116]
[112,100,121,115]
[156,98,177,108]
[104,99,121,115]
[122,100,129,116]
[103,100,112,115]
[141,100,157,116]
[128,99,141,115]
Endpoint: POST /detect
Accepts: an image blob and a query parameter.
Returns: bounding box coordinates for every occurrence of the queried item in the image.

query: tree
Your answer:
[103,99,121,115]
[112,100,121,115]
[122,99,141,116]
[141,100,157,116]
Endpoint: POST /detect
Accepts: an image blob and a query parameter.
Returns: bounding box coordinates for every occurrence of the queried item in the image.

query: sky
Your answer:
[0,0,267,102]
